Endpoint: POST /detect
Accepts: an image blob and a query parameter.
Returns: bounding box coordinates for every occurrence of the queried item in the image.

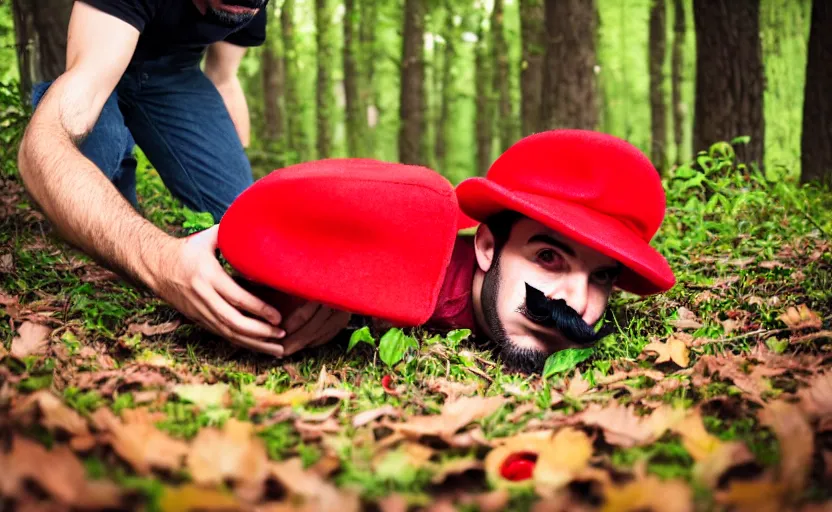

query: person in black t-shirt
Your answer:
[17,0,336,358]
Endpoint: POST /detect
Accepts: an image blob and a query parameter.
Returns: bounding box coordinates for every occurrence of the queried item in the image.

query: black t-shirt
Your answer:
[79,0,268,63]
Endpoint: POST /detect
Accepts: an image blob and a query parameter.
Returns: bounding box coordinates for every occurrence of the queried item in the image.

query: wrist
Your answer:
[136,229,179,294]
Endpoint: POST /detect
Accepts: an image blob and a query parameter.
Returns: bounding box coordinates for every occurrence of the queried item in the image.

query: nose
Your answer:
[547,274,589,319]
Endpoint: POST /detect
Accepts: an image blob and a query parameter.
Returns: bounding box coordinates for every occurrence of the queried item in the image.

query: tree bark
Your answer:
[492,0,513,152]
[649,0,667,173]
[315,0,334,159]
[398,0,426,165]
[520,0,545,136]
[262,38,286,158]
[692,0,764,168]
[542,0,599,130]
[671,0,685,165]
[281,0,308,163]
[475,18,494,176]
[11,0,73,101]
[801,0,832,187]
[359,0,378,153]
[434,2,456,172]
[343,0,364,157]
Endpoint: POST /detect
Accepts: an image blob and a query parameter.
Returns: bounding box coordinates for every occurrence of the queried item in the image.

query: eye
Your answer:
[535,249,566,271]
[592,268,619,287]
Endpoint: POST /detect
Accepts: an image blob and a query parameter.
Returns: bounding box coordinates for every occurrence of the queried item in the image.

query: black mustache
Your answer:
[518,283,609,346]
[221,0,266,8]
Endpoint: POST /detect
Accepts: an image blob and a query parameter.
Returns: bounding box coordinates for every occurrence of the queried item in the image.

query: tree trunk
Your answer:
[692,0,764,168]
[520,0,545,136]
[801,0,832,187]
[281,0,308,163]
[398,0,426,165]
[343,0,363,157]
[434,2,456,171]
[475,18,494,175]
[359,0,378,153]
[11,0,73,101]
[671,0,685,165]
[262,39,286,159]
[649,0,667,173]
[315,0,334,159]
[542,0,599,130]
[492,0,513,152]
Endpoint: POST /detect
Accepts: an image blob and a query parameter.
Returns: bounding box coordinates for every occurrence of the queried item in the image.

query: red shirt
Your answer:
[427,236,477,331]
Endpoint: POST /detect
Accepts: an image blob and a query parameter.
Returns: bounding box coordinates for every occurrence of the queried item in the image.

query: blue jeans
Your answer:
[32,53,254,222]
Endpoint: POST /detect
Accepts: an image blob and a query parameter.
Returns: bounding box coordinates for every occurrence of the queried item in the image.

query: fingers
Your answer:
[282,301,323,335]
[214,270,283,326]
[281,307,336,356]
[309,311,352,348]
[195,280,286,341]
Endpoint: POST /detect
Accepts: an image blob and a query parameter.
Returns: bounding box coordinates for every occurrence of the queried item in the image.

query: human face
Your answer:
[193,0,266,25]
[472,217,621,373]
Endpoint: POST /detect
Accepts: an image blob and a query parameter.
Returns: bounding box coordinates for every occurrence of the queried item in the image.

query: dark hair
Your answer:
[483,210,524,254]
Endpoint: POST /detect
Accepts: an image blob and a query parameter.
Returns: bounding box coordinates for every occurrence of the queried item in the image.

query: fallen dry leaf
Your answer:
[429,458,484,484]
[600,473,693,512]
[779,304,822,330]
[695,354,785,405]
[246,385,314,408]
[172,383,230,409]
[10,321,52,358]
[0,435,123,509]
[458,489,511,512]
[187,418,269,502]
[268,457,361,512]
[91,407,189,475]
[642,335,690,368]
[715,477,787,512]
[759,401,813,495]
[0,253,13,273]
[392,395,506,439]
[798,371,832,419]
[12,390,89,437]
[158,484,241,512]
[670,307,703,330]
[352,404,399,427]
[427,378,482,401]
[578,403,682,448]
[127,320,181,336]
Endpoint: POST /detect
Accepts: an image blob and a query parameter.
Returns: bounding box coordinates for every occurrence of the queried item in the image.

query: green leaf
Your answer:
[730,135,751,145]
[379,328,407,367]
[446,329,472,345]
[766,337,788,355]
[542,347,594,380]
[347,326,376,353]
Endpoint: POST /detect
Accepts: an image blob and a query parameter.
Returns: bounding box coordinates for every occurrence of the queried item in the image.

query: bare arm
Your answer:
[204,41,251,147]
[17,3,286,355]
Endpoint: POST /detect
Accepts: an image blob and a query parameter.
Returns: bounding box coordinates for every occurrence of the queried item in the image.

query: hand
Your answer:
[280,301,352,357]
[150,225,286,356]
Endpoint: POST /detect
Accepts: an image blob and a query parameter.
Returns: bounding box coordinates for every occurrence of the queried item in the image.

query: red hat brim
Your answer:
[456,177,675,295]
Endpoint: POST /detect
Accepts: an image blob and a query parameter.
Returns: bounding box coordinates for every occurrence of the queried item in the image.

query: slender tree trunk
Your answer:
[315,0,334,158]
[520,0,545,136]
[11,0,73,101]
[359,0,378,153]
[434,3,456,172]
[671,0,685,165]
[399,0,426,165]
[475,19,494,175]
[343,0,363,157]
[542,0,599,130]
[261,39,286,164]
[801,0,832,187]
[649,0,667,173]
[281,0,307,163]
[692,0,764,168]
[492,0,513,152]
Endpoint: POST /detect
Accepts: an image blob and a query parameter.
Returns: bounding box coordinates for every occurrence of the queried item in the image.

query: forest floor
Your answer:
[1,143,832,512]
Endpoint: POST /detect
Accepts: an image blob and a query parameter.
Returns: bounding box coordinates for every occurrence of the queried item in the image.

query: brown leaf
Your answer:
[158,484,241,512]
[91,407,188,475]
[377,494,409,512]
[600,473,693,512]
[799,371,832,419]
[458,489,511,512]
[695,354,785,404]
[642,336,690,367]
[12,390,90,437]
[670,307,703,330]
[352,405,399,428]
[0,435,123,509]
[172,383,230,409]
[127,320,181,336]
[187,418,269,501]
[429,458,484,484]
[758,260,784,270]
[427,378,482,401]
[506,403,537,423]
[269,458,361,512]
[791,330,832,343]
[294,417,341,441]
[578,403,682,448]
[246,385,314,408]
[759,401,813,495]
[715,478,787,512]
[10,321,52,358]
[779,304,822,330]
[392,396,506,439]
[0,253,13,273]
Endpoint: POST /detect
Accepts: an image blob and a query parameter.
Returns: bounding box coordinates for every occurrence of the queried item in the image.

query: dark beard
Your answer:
[480,250,549,374]
[203,0,265,26]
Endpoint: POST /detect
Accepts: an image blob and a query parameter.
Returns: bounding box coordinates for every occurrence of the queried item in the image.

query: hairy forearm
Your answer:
[211,76,251,147]
[17,105,171,291]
